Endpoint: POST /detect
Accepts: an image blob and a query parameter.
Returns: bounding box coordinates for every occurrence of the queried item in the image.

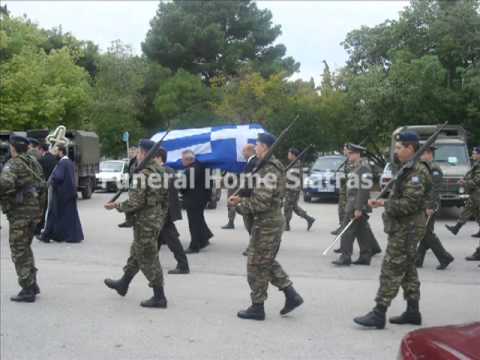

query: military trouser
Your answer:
[123,223,164,288]
[338,186,347,225]
[458,196,480,224]
[340,215,376,258]
[375,221,425,308]
[9,217,38,289]
[284,190,309,224]
[227,187,238,222]
[158,220,189,270]
[247,216,292,304]
[416,216,452,265]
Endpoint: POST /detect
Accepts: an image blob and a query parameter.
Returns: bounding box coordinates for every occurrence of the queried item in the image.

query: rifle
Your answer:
[376,122,448,200]
[285,144,313,171]
[106,130,171,203]
[231,115,300,198]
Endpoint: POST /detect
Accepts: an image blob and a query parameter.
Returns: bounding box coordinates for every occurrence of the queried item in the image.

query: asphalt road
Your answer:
[1,192,479,360]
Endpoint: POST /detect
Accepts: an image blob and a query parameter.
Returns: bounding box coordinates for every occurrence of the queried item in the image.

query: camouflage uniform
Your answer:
[0,154,45,289]
[338,161,351,226]
[416,161,453,267]
[236,155,292,304]
[375,162,431,307]
[118,160,168,288]
[339,158,377,260]
[284,163,311,225]
[458,160,480,225]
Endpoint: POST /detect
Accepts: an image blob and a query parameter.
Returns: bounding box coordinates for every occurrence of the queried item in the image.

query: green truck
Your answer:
[391,125,471,208]
[27,129,100,199]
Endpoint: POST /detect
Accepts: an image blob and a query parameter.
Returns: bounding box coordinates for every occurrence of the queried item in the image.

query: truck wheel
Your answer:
[82,179,93,199]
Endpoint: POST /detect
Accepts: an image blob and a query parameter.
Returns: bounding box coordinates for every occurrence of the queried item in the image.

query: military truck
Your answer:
[391,125,471,208]
[27,129,100,199]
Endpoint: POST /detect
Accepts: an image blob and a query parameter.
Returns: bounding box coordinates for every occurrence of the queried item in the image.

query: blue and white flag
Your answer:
[151,124,265,173]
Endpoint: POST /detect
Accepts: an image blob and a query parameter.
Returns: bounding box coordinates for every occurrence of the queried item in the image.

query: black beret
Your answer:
[395,131,419,143]
[139,139,155,151]
[27,137,40,146]
[345,143,366,153]
[288,147,301,156]
[9,135,30,146]
[257,132,276,147]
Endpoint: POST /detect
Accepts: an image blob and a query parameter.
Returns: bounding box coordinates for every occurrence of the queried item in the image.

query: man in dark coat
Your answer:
[40,144,84,243]
[35,143,58,236]
[156,148,190,274]
[180,150,213,254]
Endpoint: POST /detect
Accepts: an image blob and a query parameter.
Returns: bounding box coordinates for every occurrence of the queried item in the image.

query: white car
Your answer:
[95,160,129,192]
[380,162,393,191]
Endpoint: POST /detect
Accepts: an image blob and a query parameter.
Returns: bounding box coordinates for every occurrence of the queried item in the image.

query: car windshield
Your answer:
[100,161,124,172]
[434,144,469,166]
[311,157,345,172]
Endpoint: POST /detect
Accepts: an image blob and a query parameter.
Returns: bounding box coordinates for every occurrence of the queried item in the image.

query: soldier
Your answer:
[354,132,431,329]
[284,148,315,231]
[331,144,349,236]
[228,133,303,321]
[27,137,42,160]
[0,135,45,302]
[445,147,480,265]
[104,139,169,308]
[416,145,454,270]
[332,144,378,266]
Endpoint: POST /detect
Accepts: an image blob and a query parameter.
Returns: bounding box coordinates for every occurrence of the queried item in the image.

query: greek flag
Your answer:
[151,124,265,173]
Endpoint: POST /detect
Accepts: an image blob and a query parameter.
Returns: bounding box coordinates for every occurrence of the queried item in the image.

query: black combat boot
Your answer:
[353,304,387,329]
[10,286,36,303]
[285,222,291,231]
[104,273,134,296]
[331,226,342,236]
[332,254,351,266]
[352,257,371,265]
[466,247,480,261]
[168,266,190,275]
[445,223,463,235]
[141,287,167,308]
[237,303,265,320]
[472,230,480,238]
[221,220,234,229]
[306,216,315,231]
[280,285,304,315]
[389,300,422,325]
[436,254,454,270]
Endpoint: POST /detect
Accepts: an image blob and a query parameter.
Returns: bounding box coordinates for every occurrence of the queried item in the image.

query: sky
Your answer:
[4,1,409,84]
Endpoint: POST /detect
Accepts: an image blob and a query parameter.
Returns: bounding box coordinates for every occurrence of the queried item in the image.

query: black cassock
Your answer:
[43,157,84,243]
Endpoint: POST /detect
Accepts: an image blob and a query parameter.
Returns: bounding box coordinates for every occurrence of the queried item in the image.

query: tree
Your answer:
[142,0,299,84]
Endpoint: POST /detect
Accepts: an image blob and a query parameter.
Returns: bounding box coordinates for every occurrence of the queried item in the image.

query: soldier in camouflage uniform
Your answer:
[0,135,45,302]
[229,133,303,321]
[354,132,431,329]
[446,147,480,264]
[104,139,170,308]
[416,145,454,270]
[284,148,315,231]
[332,144,349,236]
[332,144,378,266]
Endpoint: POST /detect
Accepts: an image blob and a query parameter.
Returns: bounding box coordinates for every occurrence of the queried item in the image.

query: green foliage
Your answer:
[142,0,299,84]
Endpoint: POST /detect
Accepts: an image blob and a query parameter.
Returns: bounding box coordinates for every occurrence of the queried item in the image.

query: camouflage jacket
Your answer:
[286,162,303,193]
[345,158,372,216]
[425,160,442,211]
[464,160,480,196]
[237,155,286,219]
[383,161,432,232]
[117,160,168,230]
[0,153,45,219]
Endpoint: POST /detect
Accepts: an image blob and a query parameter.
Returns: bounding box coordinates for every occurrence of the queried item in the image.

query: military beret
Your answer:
[257,132,276,147]
[473,146,480,154]
[139,138,155,151]
[9,135,30,146]
[345,143,366,153]
[27,137,40,146]
[289,147,300,156]
[395,131,419,143]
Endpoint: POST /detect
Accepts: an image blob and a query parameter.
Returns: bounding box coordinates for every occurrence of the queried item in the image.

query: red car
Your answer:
[399,322,480,360]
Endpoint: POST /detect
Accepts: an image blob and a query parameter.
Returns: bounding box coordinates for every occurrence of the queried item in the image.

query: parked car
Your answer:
[380,162,393,192]
[398,322,480,360]
[95,160,129,192]
[303,155,346,202]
